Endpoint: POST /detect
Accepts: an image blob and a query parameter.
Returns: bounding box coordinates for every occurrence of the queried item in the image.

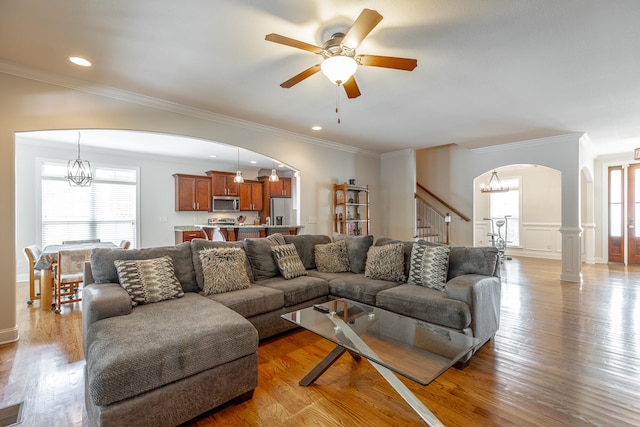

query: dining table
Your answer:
[34,242,119,311]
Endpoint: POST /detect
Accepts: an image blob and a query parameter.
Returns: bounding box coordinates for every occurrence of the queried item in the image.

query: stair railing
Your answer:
[415,194,450,244]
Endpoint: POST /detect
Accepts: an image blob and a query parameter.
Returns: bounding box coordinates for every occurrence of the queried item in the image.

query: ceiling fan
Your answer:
[265,9,417,99]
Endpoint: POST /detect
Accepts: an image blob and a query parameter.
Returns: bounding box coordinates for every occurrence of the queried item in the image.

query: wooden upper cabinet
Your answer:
[269,177,292,198]
[207,171,239,196]
[239,181,263,211]
[174,174,211,211]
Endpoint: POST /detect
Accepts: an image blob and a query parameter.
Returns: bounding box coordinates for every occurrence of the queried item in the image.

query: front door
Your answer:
[627,164,640,264]
[609,166,624,263]
[607,164,640,265]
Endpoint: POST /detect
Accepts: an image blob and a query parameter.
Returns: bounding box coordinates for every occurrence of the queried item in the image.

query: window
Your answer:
[489,177,520,247]
[40,161,137,247]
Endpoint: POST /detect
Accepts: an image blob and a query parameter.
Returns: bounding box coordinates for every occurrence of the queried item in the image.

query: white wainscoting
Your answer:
[475,221,563,260]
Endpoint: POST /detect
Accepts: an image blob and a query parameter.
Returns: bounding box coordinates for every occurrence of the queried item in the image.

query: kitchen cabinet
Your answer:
[334,183,369,236]
[207,171,239,196]
[239,180,263,211]
[269,177,291,198]
[175,230,206,244]
[173,174,211,211]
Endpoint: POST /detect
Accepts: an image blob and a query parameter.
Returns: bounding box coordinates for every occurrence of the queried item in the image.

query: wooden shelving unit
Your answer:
[333,183,369,236]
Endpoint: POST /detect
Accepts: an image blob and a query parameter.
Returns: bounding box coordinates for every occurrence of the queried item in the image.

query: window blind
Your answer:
[41,161,137,248]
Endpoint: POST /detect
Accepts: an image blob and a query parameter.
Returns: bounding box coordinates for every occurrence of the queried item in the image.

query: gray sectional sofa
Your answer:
[82,233,501,427]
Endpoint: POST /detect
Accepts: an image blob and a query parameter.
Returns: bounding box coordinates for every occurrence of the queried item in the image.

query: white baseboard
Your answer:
[0,326,19,345]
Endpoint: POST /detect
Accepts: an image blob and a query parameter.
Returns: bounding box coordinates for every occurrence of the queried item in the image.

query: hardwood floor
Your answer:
[1,257,639,426]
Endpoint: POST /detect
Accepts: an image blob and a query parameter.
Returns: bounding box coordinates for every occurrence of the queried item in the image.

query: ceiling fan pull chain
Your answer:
[336,84,341,124]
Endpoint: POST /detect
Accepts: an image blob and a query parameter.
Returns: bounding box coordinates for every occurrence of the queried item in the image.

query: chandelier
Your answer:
[480,170,509,193]
[67,132,92,187]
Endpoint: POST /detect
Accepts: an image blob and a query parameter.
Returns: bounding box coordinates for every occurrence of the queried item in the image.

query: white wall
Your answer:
[1,72,381,344]
[379,149,415,240]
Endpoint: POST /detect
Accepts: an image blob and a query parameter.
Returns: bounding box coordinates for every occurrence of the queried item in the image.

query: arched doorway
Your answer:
[474,165,562,260]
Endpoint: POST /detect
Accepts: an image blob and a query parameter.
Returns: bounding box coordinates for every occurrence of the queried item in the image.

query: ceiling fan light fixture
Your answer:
[321,55,357,85]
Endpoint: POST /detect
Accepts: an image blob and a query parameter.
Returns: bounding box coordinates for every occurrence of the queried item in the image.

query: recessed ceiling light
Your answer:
[69,56,92,67]
[209,155,217,158]
[311,126,322,131]
[277,164,285,168]
[250,160,257,164]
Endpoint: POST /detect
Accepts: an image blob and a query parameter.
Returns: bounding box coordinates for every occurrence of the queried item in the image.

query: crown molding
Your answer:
[470,132,586,154]
[0,60,380,158]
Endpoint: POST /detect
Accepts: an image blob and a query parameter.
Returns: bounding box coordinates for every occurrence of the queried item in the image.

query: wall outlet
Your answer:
[308,216,317,224]
[159,216,167,223]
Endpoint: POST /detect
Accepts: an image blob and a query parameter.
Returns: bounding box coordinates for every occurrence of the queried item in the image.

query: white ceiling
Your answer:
[2,0,640,158]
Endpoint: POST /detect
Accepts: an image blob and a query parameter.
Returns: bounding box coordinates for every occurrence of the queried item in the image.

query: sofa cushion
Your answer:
[114,256,185,306]
[447,246,499,280]
[243,234,286,281]
[271,244,307,280]
[283,234,332,269]
[200,248,252,295]
[376,236,444,278]
[376,284,472,330]
[257,275,329,307]
[90,243,198,292]
[85,293,258,407]
[205,284,284,318]
[333,234,374,274]
[407,243,451,291]
[315,240,349,273]
[328,274,399,306]
[191,239,254,288]
[364,243,405,282]
[306,269,353,282]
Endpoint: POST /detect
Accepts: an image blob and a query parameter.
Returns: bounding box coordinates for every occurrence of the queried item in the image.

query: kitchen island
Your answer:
[177,225,303,242]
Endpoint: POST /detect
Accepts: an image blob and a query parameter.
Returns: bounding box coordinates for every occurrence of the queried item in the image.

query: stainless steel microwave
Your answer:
[211,196,240,212]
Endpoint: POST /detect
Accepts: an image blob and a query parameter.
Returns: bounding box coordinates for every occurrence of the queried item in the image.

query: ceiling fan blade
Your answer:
[357,55,418,71]
[265,33,323,54]
[343,76,361,99]
[280,64,322,88]
[343,9,383,50]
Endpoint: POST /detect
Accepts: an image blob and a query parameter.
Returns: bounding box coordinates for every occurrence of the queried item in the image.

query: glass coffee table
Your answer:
[282,298,481,426]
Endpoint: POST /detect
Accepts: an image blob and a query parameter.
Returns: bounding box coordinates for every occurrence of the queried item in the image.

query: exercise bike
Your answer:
[484,215,512,262]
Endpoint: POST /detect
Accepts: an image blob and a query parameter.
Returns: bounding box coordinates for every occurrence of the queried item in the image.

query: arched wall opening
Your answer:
[473,165,563,260]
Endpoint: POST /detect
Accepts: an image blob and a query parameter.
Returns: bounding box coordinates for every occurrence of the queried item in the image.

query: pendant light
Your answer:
[67,132,92,187]
[269,161,280,182]
[480,170,509,193]
[233,148,244,183]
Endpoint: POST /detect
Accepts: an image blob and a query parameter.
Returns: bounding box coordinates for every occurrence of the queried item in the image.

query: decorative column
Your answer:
[560,226,582,282]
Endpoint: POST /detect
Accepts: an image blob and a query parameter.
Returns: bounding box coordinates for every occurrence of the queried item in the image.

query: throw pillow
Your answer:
[271,244,307,280]
[114,256,185,306]
[314,240,349,273]
[407,243,451,291]
[199,247,251,295]
[364,243,406,282]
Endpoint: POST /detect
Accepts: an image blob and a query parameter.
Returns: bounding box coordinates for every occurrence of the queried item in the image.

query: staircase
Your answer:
[415,182,471,245]
[415,194,449,244]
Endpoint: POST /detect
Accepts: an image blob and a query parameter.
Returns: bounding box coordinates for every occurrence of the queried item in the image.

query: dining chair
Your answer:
[53,249,91,314]
[23,245,42,305]
[62,239,101,244]
[119,240,131,250]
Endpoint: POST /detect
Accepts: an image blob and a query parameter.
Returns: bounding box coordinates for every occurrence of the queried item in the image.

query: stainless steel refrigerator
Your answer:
[270,198,294,225]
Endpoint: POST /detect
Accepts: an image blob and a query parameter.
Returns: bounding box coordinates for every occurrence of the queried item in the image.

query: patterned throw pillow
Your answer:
[407,243,451,291]
[271,244,307,280]
[364,243,406,282]
[114,256,185,306]
[314,240,349,273]
[199,247,252,295]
